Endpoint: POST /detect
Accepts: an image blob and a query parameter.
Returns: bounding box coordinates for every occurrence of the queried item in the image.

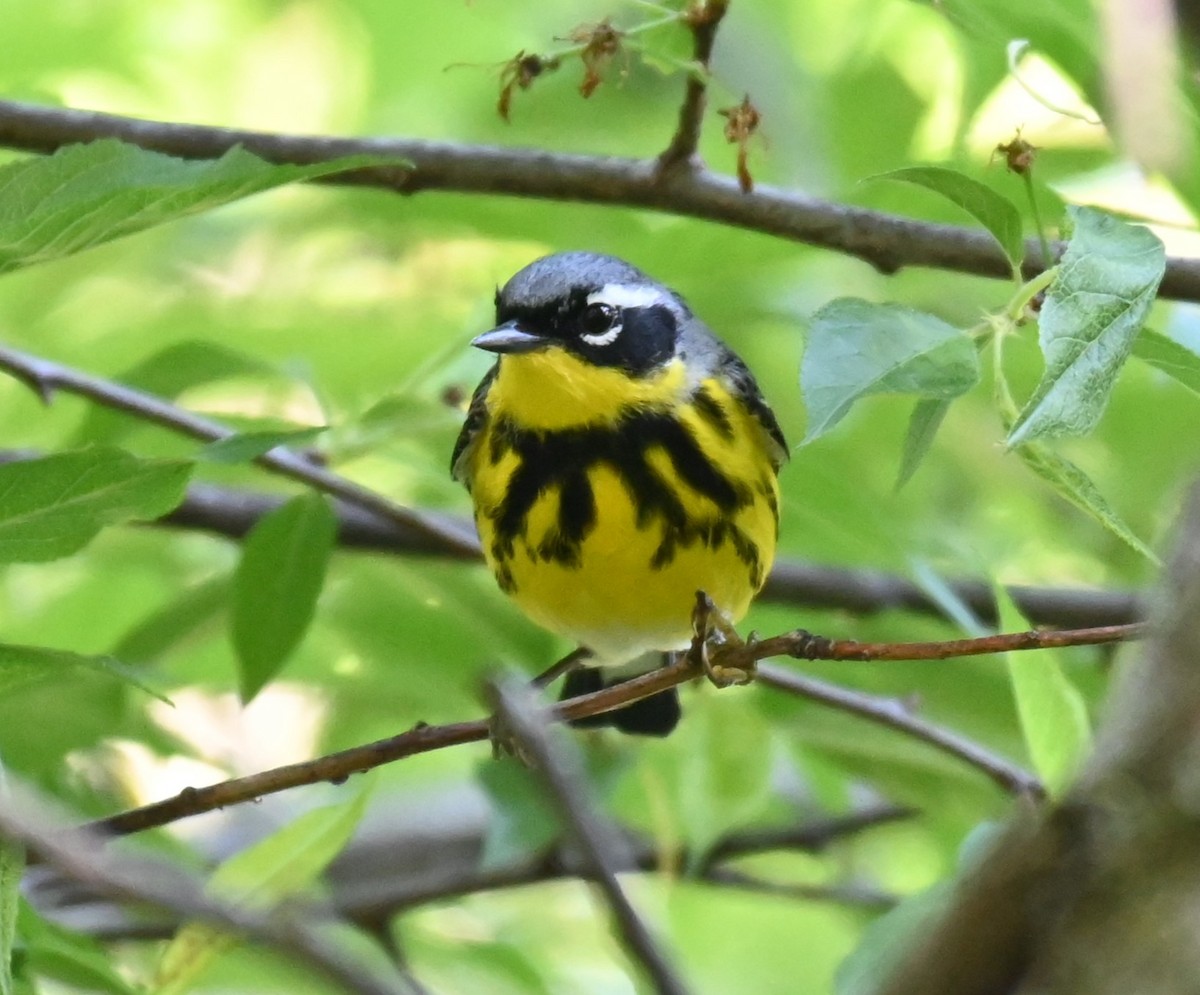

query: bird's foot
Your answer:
[691,591,757,688]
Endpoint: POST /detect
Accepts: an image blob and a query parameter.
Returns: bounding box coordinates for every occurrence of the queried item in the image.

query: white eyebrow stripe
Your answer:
[580,323,623,346]
[586,283,670,310]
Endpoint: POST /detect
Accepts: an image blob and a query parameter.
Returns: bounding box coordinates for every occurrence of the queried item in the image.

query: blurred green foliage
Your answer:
[0,0,1197,992]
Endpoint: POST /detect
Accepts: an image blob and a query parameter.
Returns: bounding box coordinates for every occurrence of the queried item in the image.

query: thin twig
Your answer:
[85,618,1142,835]
[488,677,690,995]
[0,787,419,995]
[42,803,913,940]
[756,665,1045,798]
[658,1,728,172]
[7,100,1200,293]
[0,344,480,560]
[701,866,897,909]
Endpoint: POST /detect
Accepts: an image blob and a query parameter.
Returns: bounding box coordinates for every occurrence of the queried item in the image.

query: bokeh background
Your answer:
[1,0,1197,991]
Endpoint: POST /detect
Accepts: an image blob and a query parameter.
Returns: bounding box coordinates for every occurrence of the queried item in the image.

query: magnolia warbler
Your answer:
[452,252,787,735]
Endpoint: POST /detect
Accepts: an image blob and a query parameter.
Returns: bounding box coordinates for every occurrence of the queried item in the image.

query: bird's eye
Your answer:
[580,303,618,337]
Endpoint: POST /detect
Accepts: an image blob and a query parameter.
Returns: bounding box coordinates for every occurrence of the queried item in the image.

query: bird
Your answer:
[451,252,787,735]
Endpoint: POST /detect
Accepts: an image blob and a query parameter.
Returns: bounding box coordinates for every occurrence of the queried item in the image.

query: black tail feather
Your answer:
[559,665,681,737]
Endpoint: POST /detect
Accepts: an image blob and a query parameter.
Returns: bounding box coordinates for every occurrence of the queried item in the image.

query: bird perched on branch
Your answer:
[452,252,787,735]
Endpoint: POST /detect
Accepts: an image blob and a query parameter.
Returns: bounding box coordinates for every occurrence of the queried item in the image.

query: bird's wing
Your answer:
[450,362,498,485]
[719,348,789,470]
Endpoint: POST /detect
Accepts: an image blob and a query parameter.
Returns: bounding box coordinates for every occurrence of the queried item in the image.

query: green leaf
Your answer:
[676,696,773,864]
[802,299,979,442]
[17,905,139,995]
[232,493,337,701]
[996,585,1091,797]
[74,341,273,446]
[0,140,404,274]
[111,576,230,664]
[1016,442,1159,564]
[895,397,951,490]
[154,792,369,995]
[476,759,561,870]
[0,643,171,702]
[1131,327,1200,395]
[197,425,327,464]
[0,447,191,563]
[209,792,369,906]
[874,166,1024,271]
[835,881,953,995]
[1007,207,1165,445]
[0,800,21,995]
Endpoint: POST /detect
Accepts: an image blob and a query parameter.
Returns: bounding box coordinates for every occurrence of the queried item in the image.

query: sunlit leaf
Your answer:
[1007,207,1165,445]
[0,448,191,563]
[232,492,337,701]
[895,397,951,490]
[0,140,404,274]
[874,166,1024,271]
[155,792,370,994]
[1131,328,1200,395]
[1016,442,1159,563]
[802,299,978,442]
[197,425,327,464]
[0,643,169,702]
[996,585,1091,796]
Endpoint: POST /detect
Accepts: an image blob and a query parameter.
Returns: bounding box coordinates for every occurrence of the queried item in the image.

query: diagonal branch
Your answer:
[84,616,1139,839]
[4,99,1200,294]
[0,343,480,560]
[0,786,422,995]
[489,677,690,995]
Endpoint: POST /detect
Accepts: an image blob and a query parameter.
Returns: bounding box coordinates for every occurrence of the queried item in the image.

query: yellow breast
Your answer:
[465,352,781,663]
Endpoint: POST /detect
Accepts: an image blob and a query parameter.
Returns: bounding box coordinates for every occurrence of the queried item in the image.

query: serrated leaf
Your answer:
[0,643,171,702]
[154,793,369,995]
[74,341,273,446]
[1131,327,1200,395]
[197,425,327,464]
[17,905,139,995]
[996,585,1091,796]
[874,166,1024,271]
[0,447,191,563]
[1017,442,1159,564]
[1007,207,1165,445]
[232,493,336,701]
[0,140,403,274]
[896,397,951,490]
[802,299,979,442]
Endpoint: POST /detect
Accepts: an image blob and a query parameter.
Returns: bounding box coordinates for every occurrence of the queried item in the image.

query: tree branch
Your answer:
[4,98,1200,294]
[490,677,690,995]
[757,665,1044,797]
[0,786,421,995]
[0,343,480,560]
[84,612,1134,839]
[657,1,727,172]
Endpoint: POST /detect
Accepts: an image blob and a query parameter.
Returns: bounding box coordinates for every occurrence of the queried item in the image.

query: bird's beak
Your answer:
[471,320,549,355]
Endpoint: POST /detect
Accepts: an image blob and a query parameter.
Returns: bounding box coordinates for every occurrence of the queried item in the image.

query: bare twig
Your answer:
[0,344,480,560]
[756,665,1044,797]
[6,99,1200,293]
[85,610,1126,838]
[0,787,419,995]
[489,677,690,995]
[658,1,728,172]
